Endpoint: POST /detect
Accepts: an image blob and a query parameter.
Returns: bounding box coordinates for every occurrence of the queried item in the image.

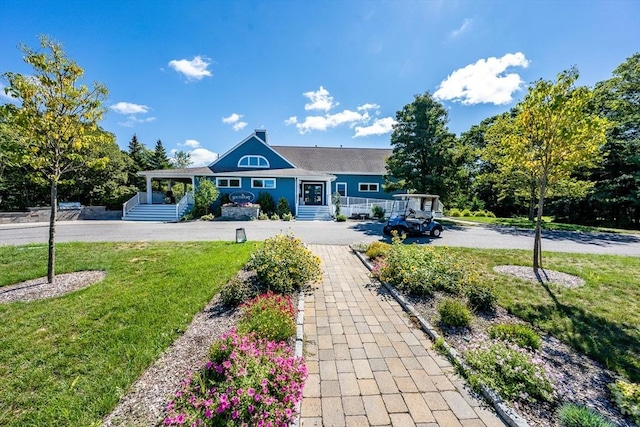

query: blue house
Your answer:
[125,129,395,221]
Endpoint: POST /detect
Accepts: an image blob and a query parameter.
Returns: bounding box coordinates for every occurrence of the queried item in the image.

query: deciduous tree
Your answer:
[385,92,458,202]
[2,36,110,283]
[170,150,193,169]
[486,68,608,270]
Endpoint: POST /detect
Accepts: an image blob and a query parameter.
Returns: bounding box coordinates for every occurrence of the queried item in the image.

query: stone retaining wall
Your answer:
[0,206,121,224]
[220,206,260,220]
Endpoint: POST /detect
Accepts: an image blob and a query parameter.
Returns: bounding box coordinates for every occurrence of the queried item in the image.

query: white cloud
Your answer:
[168,56,213,81]
[434,52,530,105]
[117,116,156,127]
[190,148,219,166]
[450,18,472,38]
[111,102,149,114]
[284,116,298,125]
[303,86,336,111]
[181,139,201,148]
[354,117,397,138]
[286,87,395,137]
[357,103,380,111]
[222,113,248,131]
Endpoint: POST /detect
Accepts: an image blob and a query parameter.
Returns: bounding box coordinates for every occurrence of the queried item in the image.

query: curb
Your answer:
[352,249,529,427]
[292,290,305,427]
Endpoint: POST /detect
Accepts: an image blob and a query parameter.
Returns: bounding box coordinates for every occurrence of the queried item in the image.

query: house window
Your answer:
[359,183,379,192]
[216,178,241,188]
[238,155,269,168]
[252,178,276,189]
[336,182,347,197]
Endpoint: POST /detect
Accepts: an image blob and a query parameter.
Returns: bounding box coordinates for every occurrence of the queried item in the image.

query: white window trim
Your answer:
[251,178,276,189]
[238,155,270,168]
[216,177,242,188]
[336,182,347,197]
[358,182,379,192]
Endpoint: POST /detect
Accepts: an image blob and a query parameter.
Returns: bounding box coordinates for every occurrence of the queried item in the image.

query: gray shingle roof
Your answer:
[271,146,391,174]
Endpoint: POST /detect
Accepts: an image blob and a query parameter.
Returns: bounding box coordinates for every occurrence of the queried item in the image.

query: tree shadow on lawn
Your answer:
[489,225,640,246]
[509,279,640,383]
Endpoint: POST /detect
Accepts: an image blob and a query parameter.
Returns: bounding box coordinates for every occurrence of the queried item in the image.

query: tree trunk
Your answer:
[47,180,57,284]
[533,182,546,272]
[528,186,536,221]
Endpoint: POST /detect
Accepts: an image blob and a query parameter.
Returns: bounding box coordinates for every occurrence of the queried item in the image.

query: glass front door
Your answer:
[303,183,324,205]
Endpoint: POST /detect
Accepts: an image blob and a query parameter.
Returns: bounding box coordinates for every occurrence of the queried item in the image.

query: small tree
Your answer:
[331,192,342,217]
[486,68,608,270]
[3,36,110,283]
[256,191,275,215]
[170,150,193,169]
[277,197,291,217]
[192,178,219,218]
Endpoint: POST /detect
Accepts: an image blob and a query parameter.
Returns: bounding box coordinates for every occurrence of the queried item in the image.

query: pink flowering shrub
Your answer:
[237,292,297,342]
[164,329,307,426]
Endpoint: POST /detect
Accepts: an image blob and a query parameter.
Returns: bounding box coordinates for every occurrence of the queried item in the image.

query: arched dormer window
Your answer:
[238,155,269,168]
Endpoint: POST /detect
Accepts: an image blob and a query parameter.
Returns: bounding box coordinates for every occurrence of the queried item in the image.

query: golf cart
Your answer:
[383,194,444,238]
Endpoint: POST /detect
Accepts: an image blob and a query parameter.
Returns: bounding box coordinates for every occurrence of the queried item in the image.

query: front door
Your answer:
[303,183,324,205]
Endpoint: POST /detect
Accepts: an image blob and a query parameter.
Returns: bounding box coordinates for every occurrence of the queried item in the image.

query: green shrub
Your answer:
[237,292,297,342]
[461,208,472,217]
[248,234,322,294]
[332,192,342,217]
[281,212,294,221]
[608,380,640,424]
[371,205,386,220]
[256,191,276,215]
[335,214,347,222]
[438,298,472,327]
[270,213,280,220]
[376,243,476,297]
[488,323,541,350]
[473,210,487,217]
[557,402,615,427]
[466,282,497,312]
[365,241,390,260]
[448,208,462,217]
[220,276,260,307]
[486,211,497,218]
[193,178,220,217]
[465,342,554,403]
[200,213,214,221]
[277,197,291,217]
[258,212,269,220]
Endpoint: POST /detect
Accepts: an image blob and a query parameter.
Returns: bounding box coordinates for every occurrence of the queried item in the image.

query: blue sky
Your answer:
[1,0,639,166]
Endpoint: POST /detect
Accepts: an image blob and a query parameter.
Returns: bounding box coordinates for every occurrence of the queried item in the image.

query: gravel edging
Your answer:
[352,248,529,427]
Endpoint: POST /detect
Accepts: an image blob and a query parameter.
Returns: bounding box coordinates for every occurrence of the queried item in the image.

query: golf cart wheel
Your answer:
[392,226,408,238]
[383,226,391,236]
[430,227,442,238]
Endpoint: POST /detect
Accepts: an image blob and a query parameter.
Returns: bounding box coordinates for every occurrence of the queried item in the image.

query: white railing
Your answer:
[122,192,145,217]
[332,197,395,218]
[176,192,194,218]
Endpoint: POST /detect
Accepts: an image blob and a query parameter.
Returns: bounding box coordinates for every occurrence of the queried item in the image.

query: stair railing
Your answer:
[122,192,145,218]
[176,192,194,219]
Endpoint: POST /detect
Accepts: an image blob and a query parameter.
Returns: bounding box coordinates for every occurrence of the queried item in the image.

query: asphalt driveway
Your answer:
[1,219,639,256]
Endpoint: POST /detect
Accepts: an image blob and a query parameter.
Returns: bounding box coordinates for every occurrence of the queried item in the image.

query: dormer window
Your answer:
[238,155,269,168]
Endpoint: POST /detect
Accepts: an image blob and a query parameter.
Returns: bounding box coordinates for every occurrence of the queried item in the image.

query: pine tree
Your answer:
[151,139,170,170]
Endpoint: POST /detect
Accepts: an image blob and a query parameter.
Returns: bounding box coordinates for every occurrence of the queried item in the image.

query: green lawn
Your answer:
[449,248,640,383]
[449,216,640,234]
[0,241,254,427]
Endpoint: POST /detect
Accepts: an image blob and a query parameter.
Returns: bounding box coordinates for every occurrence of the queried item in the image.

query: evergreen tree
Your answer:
[151,139,170,170]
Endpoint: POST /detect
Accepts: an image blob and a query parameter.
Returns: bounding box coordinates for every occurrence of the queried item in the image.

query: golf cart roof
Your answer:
[392,194,440,200]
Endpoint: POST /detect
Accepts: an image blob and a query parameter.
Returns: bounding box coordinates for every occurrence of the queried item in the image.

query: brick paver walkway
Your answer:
[300,245,505,427]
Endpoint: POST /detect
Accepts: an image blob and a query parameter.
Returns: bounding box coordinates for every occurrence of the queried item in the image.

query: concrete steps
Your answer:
[296,205,333,221]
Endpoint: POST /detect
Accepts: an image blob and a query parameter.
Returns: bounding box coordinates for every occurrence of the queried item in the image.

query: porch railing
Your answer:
[176,192,194,219]
[335,197,395,218]
[122,192,145,217]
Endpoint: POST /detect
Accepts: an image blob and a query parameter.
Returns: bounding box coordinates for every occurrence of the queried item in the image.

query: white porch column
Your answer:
[294,178,299,216]
[146,176,152,204]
